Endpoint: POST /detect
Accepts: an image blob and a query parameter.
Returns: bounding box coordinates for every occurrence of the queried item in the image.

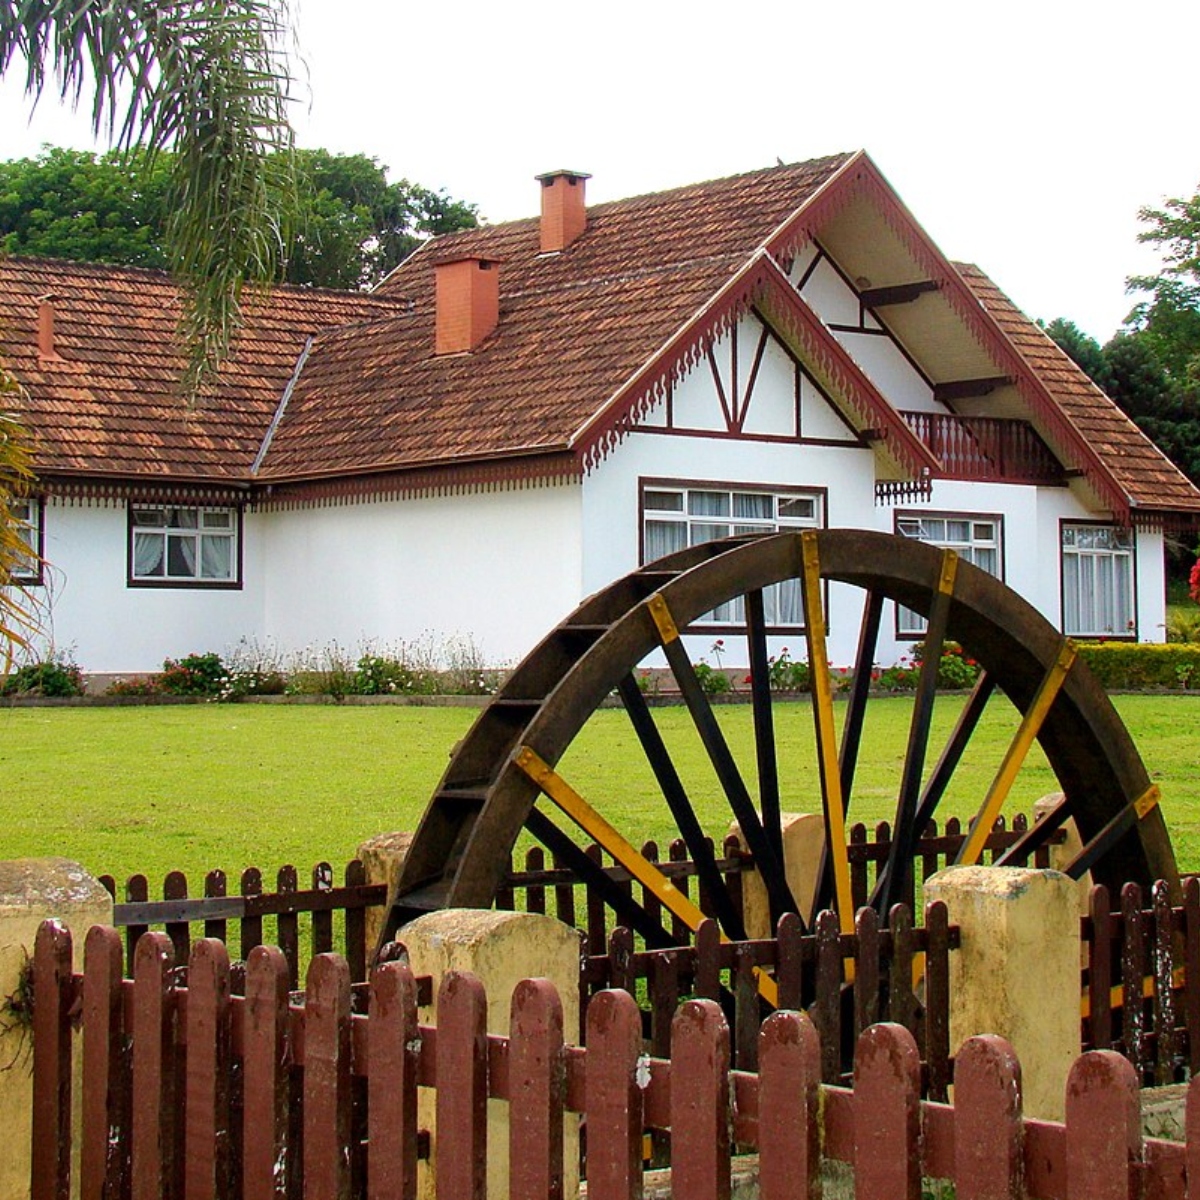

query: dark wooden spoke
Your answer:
[839,589,884,810]
[617,674,747,940]
[745,589,782,865]
[874,554,955,913]
[909,671,997,834]
[523,809,675,949]
[661,635,797,923]
[994,790,1070,868]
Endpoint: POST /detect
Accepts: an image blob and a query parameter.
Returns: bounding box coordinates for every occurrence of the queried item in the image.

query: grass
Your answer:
[1,693,1198,885]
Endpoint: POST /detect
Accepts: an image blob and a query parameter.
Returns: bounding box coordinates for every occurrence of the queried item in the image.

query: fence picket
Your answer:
[509,979,565,1200]
[1088,884,1113,1049]
[204,871,228,943]
[585,990,643,1200]
[757,1010,820,1200]
[1186,879,1200,1077]
[954,1035,1023,1200]
[184,939,231,1200]
[1064,1051,1141,1200]
[31,920,73,1200]
[670,1000,730,1200]
[888,903,916,1032]
[924,900,952,1102]
[131,932,176,1200]
[774,912,804,1010]
[277,866,300,989]
[368,960,419,1200]
[436,972,489,1200]
[81,925,127,1200]
[853,1023,922,1200]
[1120,884,1145,1073]
[241,867,264,962]
[164,871,191,966]
[344,860,368,982]
[242,945,290,1200]
[303,954,353,1200]
[813,909,842,1083]
[312,863,335,958]
[1152,880,1176,1085]
[854,906,880,1036]
[125,874,149,964]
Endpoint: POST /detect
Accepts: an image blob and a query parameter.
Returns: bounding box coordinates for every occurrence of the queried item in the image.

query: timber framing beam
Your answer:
[933,375,1013,404]
[860,279,940,307]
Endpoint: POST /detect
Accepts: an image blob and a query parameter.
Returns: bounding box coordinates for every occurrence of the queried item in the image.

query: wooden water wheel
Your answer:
[379,529,1178,965]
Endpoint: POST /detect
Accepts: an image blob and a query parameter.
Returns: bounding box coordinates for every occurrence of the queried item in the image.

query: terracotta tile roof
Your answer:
[955,263,1200,518]
[0,257,408,482]
[259,155,858,479]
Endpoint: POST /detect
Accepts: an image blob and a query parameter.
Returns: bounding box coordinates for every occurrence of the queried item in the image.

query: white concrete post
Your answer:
[730,812,826,937]
[400,909,583,1200]
[0,857,113,1200]
[925,864,1080,1121]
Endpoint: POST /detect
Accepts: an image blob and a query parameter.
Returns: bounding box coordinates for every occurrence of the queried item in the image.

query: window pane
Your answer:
[644,490,683,512]
[200,536,233,579]
[132,507,166,528]
[133,532,165,577]
[202,510,233,529]
[646,520,687,561]
[167,534,197,576]
[945,520,970,543]
[688,491,730,517]
[778,497,816,521]
[690,522,729,545]
[167,508,198,529]
[733,493,772,520]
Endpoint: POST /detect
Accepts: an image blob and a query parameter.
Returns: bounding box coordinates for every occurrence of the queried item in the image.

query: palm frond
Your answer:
[0,372,37,670]
[0,0,299,391]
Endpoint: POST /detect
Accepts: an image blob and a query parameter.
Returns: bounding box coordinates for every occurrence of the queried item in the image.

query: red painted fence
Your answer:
[32,919,1199,1200]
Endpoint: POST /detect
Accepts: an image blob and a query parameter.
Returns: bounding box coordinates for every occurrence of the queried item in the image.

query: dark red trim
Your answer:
[626,425,863,450]
[770,155,1135,522]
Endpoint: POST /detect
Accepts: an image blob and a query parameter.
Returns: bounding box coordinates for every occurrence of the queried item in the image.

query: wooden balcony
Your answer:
[902,411,1065,484]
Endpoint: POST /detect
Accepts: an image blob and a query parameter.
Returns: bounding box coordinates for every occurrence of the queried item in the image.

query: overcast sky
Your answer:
[1,0,1196,342]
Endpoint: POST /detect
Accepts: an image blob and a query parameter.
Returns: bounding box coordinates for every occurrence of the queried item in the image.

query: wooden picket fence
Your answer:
[31,918,1196,1200]
[95,815,1039,980]
[587,903,954,1095]
[1084,876,1200,1085]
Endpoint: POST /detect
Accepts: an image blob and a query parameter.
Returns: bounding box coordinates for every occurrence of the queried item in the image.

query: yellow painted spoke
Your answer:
[958,640,1077,866]
[515,746,779,1006]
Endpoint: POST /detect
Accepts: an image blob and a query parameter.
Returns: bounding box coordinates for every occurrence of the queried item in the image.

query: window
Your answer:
[8,497,42,584]
[642,483,822,625]
[129,504,240,586]
[896,514,1002,636]
[1061,523,1134,637]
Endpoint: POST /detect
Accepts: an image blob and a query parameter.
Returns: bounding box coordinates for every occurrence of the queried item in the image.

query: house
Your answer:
[3,150,1199,681]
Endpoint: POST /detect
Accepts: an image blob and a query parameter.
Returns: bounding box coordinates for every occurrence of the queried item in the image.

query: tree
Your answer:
[0,0,298,390]
[0,147,478,289]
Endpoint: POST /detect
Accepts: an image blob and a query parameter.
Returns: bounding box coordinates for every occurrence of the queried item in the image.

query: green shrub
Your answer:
[353,653,437,696]
[1075,641,1200,689]
[912,641,982,690]
[1,657,85,697]
[767,647,811,692]
[158,652,226,696]
[693,660,731,694]
[105,676,161,697]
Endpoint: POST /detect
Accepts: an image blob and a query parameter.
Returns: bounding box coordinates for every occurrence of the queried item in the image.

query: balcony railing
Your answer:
[902,410,1065,484]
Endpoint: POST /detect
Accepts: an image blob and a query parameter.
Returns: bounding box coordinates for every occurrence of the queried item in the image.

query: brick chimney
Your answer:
[536,170,591,253]
[37,293,62,360]
[434,256,502,355]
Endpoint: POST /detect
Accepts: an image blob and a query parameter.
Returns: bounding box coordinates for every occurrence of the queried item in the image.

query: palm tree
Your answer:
[1,0,298,389]
[0,0,297,658]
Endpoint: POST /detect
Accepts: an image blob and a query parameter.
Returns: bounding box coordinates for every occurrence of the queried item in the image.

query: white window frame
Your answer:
[640,481,823,627]
[895,512,1002,637]
[128,503,241,587]
[1060,522,1135,638]
[8,496,43,585]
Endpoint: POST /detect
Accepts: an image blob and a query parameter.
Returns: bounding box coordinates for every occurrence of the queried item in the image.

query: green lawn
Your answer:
[1,693,1198,885]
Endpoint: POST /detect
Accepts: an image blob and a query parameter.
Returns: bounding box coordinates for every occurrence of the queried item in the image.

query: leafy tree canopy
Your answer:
[0,146,477,290]
[1044,179,1200,491]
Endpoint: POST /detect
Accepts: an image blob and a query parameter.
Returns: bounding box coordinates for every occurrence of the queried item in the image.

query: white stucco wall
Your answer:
[27,497,267,675]
[258,482,583,668]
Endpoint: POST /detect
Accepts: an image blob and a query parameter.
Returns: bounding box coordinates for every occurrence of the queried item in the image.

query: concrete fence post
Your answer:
[400,909,583,1200]
[730,812,826,938]
[0,857,113,1200]
[356,831,414,954]
[925,864,1079,1120]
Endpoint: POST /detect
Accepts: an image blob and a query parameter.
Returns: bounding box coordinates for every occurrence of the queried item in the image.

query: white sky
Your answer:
[1,0,1196,342]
